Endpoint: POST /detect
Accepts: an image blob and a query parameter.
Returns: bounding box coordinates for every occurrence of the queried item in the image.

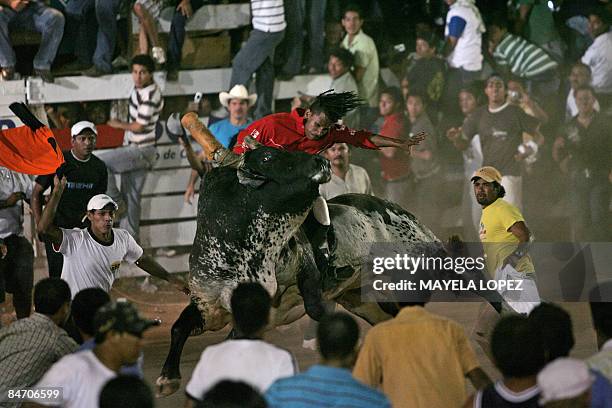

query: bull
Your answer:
[155,145,484,396]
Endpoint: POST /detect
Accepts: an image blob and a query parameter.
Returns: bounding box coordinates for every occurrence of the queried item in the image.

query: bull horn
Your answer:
[181,112,224,161]
[242,135,263,150]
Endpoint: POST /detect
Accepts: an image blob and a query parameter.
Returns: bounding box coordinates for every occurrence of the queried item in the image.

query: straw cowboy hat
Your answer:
[219,85,257,108]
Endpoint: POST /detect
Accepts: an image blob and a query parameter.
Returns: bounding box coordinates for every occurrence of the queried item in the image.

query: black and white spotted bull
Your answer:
[155,146,488,396]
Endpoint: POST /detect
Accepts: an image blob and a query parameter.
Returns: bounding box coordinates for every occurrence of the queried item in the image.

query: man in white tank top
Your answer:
[37,176,189,298]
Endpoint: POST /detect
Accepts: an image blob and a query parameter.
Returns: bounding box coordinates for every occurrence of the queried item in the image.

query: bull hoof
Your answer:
[155,376,181,398]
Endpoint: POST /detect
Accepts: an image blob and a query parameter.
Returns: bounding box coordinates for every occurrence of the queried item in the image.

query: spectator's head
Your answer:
[230,282,271,338]
[588,6,611,38]
[219,85,257,123]
[328,47,354,79]
[56,104,81,129]
[415,31,438,59]
[33,278,71,325]
[323,143,350,172]
[569,62,592,90]
[538,358,593,408]
[378,86,403,117]
[342,4,364,36]
[589,281,612,348]
[325,21,344,48]
[574,85,597,116]
[305,91,363,140]
[317,312,359,368]
[84,194,118,236]
[485,74,506,106]
[93,300,159,364]
[529,303,575,362]
[99,376,153,408]
[70,121,97,160]
[72,288,111,340]
[445,0,457,5]
[131,54,155,89]
[406,92,426,121]
[471,166,506,206]
[199,380,267,408]
[486,13,510,48]
[492,315,546,378]
[85,101,110,124]
[458,86,479,116]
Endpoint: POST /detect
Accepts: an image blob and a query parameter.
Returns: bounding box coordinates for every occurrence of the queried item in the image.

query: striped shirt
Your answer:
[265,365,391,408]
[493,33,558,79]
[251,0,286,33]
[0,313,78,403]
[127,82,163,145]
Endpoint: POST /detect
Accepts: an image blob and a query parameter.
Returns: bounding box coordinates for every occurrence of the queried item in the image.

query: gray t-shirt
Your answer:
[462,104,539,176]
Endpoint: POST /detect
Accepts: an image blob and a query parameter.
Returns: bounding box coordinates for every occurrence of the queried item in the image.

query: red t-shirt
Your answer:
[233,108,378,154]
[378,112,411,181]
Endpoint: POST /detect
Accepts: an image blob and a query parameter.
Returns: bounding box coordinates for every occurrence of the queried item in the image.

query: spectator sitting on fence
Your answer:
[133,0,165,65]
[100,54,163,242]
[292,48,360,129]
[180,85,256,204]
[0,0,64,83]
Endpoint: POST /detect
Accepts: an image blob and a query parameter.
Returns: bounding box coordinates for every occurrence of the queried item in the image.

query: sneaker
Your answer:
[156,247,177,257]
[35,69,55,84]
[152,46,166,65]
[112,55,129,69]
[81,65,110,77]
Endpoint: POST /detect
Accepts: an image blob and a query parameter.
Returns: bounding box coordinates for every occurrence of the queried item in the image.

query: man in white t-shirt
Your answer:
[27,300,158,408]
[183,282,297,406]
[37,176,189,298]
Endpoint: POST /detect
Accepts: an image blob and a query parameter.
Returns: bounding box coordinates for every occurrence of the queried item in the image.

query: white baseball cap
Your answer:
[71,121,98,137]
[87,194,118,211]
[537,358,594,404]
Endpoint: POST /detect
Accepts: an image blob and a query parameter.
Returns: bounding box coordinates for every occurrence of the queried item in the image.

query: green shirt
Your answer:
[518,0,559,46]
[493,33,558,78]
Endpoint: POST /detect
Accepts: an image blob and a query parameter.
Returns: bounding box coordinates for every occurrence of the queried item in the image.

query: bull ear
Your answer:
[237,165,267,188]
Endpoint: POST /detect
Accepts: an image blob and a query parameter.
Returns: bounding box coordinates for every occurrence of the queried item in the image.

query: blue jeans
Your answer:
[230,29,285,119]
[65,0,120,72]
[167,0,205,69]
[0,2,64,70]
[95,145,156,241]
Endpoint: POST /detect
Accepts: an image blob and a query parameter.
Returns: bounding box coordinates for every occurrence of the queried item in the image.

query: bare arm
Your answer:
[184,169,200,204]
[31,182,46,228]
[179,137,205,175]
[135,255,190,295]
[444,36,458,56]
[107,119,145,133]
[446,127,469,151]
[466,367,492,390]
[353,65,366,83]
[36,176,66,246]
[368,132,426,152]
[503,221,532,268]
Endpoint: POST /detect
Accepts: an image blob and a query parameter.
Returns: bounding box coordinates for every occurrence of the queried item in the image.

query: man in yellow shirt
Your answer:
[471,166,537,355]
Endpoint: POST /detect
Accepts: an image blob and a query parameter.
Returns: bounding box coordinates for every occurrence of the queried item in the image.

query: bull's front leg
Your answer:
[156,302,204,397]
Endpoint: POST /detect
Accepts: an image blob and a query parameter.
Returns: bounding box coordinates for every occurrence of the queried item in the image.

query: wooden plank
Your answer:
[141,194,198,221]
[139,220,196,248]
[142,168,193,195]
[117,253,190,277]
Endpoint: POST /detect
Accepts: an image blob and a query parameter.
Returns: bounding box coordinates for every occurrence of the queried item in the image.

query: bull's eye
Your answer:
[262,153,272,162]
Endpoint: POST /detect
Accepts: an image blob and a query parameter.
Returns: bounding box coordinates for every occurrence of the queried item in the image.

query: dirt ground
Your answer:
[1,263,599,408]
